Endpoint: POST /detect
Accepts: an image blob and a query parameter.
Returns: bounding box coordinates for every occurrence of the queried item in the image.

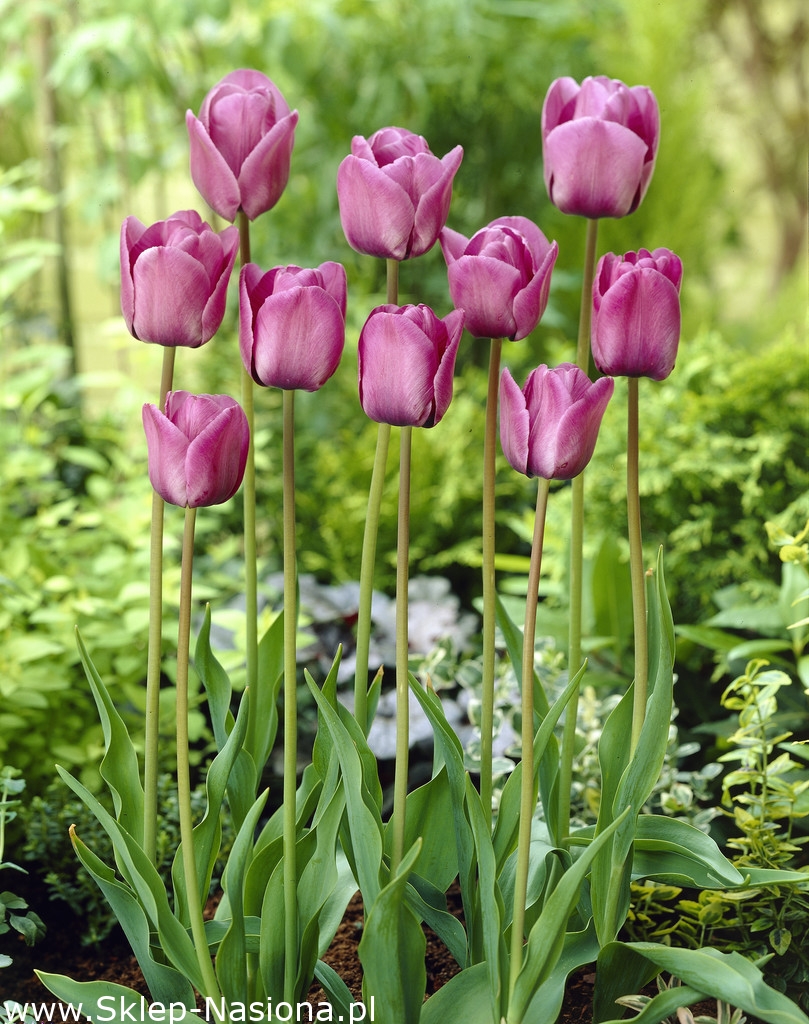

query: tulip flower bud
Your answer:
[120,211,239,348]
[358,304,465,427]
[499,363,614,480]
[591,248,683,380]
[186,69,299,222]
[240,262,347,392]
[541,76,660,219]
[337,127,463,261]
[439,216,558,340]
[143,392,250,508]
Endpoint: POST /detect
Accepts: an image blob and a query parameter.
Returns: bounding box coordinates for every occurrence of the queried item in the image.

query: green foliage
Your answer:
[0,766,46,967]
[19,773,232,947]
[626,661,809,1012]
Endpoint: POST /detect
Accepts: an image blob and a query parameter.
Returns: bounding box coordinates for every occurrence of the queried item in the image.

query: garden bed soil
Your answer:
[3,874,761,1022]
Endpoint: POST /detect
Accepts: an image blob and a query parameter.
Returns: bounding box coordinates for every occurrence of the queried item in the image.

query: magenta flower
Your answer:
[499,363,614,480]
[186,69,298,222]
[358,304,465,427]
[439,216,558,340]
[142,392,249,507]
[120,211,239,348]
[541,76,660,219]
[239,262,347,391]
[591,248,683,380]
[337,127,463,260]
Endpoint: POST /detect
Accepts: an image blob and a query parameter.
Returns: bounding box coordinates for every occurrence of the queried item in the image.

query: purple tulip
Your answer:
[240,262,347,391]
[142,392,250,508]
[439,216,558,340]
[591,248,683,380]
[337,127,463,260]
[499,364,614,480]
[120,211,239,348]
[541,76,660,219]
[186,69,299,222]
[358,304,465,427]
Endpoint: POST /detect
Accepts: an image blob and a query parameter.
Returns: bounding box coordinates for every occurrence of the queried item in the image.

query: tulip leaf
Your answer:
[313,958,356,1019]
[68,830,195,1006]
[75,628,144,845]
[507,807,630,1022]
[55,766,205,992]
[358,838,426,1024]
[420,962,496,1024]
[34,975,149,1023]
[384,765,457,892]
[306,670,384,905]
[215,788,268,1004]
[594,941,809,1024]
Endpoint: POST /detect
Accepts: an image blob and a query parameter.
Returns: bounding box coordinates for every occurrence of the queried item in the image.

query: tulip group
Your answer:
[499,363,614,480]
[591,248,683,380]
[120,211,239,348]
[337,127,463,261]
[541,76,660,219]
[143,391,250,508]
[186,69,299,222]
[358,304,464,427]
[440,216,558,340]
[239,262,347,392]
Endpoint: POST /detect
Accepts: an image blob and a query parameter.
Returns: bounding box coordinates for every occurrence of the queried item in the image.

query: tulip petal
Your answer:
[511,240,559,341]
[142,404,190,507]
[359,313,437,426]
[252,287,345,391]
[130,247,211,347]
[544,119,648,219]
[185,405,249,507]
[438,227,470,265]
[337,156,415,260]
[238,111,299,221]
[410,145,463,258]
[498,369,530,475]
[551,375,614,479]
[447,256,521,339]
[592,269,681,380]
[429,308,464,426]
[186,111,241,222]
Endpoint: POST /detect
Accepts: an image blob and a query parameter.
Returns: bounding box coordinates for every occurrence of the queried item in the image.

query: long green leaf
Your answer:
[35,975,149,1024]
[358,839,426,1024]
[75,629,144,844]
[69,830,195,1006]
[421,962,496,1024]
[595,941,809,1024]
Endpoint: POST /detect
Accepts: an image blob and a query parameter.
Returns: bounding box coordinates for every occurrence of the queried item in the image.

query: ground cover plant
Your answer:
[1,55,804,1024]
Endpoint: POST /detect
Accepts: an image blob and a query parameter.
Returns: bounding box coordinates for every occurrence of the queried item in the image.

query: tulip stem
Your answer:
[509,476,550,1004]
[238,211,260,778]
[558,216,598,844]
[480,336,502,820]
[176,505,221,1001]
[353,258,398,734]
[391,424,412,874]
[627,378,648,752]
[143,345,175,865]
[354,423,390,734]
[282,387,299,1001]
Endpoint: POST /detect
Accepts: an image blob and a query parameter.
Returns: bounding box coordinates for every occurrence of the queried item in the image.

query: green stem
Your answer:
[238,212,260,769]
[354,423,390,734]
[353,258,398,733]
[509,477,550,1003]
[391,424,412,874]
[480,336,503,820]
[176,505,220,1000]
[282,388,298,1001]
[143,345,176,864]
[558,216,599,843]
[627,378,648,752]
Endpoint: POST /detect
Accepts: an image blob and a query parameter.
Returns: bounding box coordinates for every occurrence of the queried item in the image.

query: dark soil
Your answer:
[3,872,760,1022]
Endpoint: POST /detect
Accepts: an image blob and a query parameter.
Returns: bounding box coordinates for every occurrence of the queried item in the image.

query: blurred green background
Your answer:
[1,0,807,789]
